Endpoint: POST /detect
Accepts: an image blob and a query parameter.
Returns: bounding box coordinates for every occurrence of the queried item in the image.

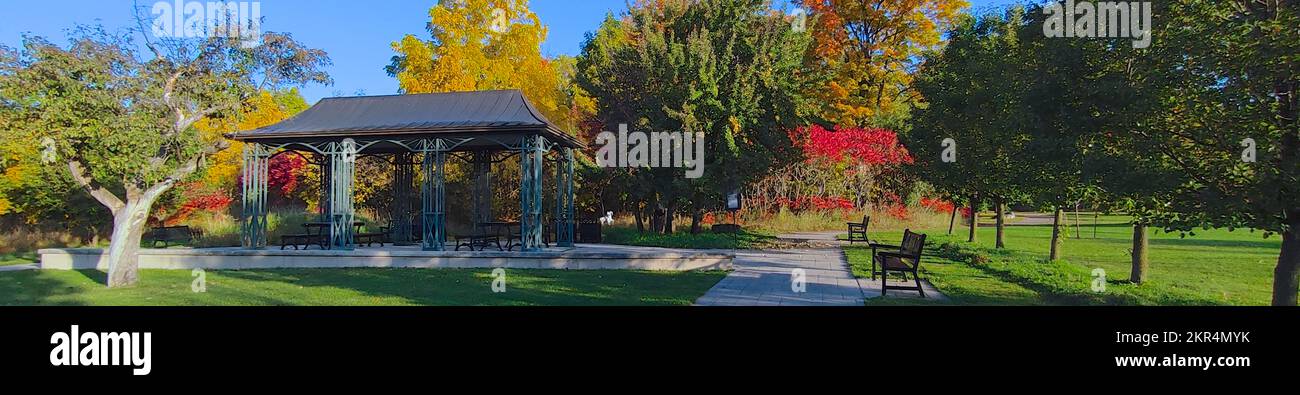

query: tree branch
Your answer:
[68,158,126,214]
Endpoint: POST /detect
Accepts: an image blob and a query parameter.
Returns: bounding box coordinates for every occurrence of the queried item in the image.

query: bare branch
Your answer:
[131,0,165,60]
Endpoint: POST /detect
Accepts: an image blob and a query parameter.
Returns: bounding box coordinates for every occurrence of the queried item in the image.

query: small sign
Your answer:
[726,191,742,211]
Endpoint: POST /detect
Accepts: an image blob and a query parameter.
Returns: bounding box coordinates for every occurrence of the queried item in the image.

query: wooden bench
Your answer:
[872,230,928,297]
[146,226,202,248]
[454,233,501,251]
[355,231,387,247]
[279,233,322,250]
[847,216,871,244]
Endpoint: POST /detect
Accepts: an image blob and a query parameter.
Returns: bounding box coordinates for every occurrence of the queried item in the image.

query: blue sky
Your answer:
[0,0,1026,103]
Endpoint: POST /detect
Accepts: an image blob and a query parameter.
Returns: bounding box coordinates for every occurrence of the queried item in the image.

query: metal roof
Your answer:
[227,89,583,149]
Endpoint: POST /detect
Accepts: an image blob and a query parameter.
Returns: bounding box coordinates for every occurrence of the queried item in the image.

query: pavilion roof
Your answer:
[227,89,583,149]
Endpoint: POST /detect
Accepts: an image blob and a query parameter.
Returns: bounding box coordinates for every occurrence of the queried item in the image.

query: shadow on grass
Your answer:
[215,268,724,306]
[0,271,90,306]
[1149,236,1280,251]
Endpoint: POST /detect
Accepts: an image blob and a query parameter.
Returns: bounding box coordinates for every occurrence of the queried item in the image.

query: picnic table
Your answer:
[280,221,385,250]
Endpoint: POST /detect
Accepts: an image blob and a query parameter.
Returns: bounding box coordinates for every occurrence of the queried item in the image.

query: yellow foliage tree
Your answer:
[195,89,309,192]
[799,0,967,126]
[387,0,578,131]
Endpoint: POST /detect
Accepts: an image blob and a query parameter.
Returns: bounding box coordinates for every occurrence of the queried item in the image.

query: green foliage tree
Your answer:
[1110,0,1300,305]
[1015,5,1120,262]
[0,25,330,287]
[908,10,1030,247]
[576,0,819,234]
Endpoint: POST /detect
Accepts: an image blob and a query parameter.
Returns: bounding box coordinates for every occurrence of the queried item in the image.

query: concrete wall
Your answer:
[37,246,733,272]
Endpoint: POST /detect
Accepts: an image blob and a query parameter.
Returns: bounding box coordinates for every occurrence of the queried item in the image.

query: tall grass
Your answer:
[0,229,83,254]
[188,209,381,248]
[739,207,951,234]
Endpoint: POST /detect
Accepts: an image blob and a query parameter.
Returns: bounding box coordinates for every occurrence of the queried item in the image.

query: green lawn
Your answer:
[0,252,37,267]
[0,268,727,306]
[848,215,1288,306]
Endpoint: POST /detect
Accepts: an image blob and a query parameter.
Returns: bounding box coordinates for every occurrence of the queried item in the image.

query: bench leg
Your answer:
[871,254,878,281]
[914,270,926,298]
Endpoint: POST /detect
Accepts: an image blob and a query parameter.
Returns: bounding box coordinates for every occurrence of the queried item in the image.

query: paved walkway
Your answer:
[696,249,863,306]
[775,231,848,247]
[695,248,945,306]
[0,264,37,272]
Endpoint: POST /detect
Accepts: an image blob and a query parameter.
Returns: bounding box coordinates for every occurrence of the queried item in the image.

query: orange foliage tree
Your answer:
[797,0,967,126]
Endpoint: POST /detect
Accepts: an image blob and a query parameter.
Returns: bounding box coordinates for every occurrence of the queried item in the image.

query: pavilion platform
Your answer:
[36,244,733,271]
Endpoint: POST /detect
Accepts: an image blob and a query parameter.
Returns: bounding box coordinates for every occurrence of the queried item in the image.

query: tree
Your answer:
[577,0,819,233]
[1016,6,1113,262]
[387,0,580,130]
[797,0,967,126]
[196,89,309,193]
[1112,0,1300,305]
[0,25,330,287]
[908,10,1029,248]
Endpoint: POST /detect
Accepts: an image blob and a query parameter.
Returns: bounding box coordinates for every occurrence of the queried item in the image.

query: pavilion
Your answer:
[227,89,583,252]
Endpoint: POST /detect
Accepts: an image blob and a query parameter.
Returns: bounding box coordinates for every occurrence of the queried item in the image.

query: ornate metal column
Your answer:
[327,139,357,250]
[390,152,416,245]
[519,135,545,251]
[554,147,576,247]
[471,150,493,227]
[420,139,448,251]
[240,143,271,249]
[317,152,332,222]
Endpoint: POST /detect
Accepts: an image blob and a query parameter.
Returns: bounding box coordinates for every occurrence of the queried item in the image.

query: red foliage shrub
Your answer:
[920,197,955,213]
[268,154,306,196]
[886,204,910,220]
[163,183,234,225]
[790,124,912,166]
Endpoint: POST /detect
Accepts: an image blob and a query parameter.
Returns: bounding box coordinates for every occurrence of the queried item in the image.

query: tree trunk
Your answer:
[1049,207,1063,261]
[1273,215,1300,306]
[994,197,1005,249]
[967,195,978,243]
[105,192,163,288]
[948,203,957,236]
[1073,205,1082,239]
[634,203,645,232]
[663,204,676,234]
[1130,223,1148,284]
[689,199,704,235]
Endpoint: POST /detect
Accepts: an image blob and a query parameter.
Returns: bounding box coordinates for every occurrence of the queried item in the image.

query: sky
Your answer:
[0,0,1027,104]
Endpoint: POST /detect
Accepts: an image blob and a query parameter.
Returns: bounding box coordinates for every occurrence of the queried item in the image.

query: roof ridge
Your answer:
[318,89,524,101]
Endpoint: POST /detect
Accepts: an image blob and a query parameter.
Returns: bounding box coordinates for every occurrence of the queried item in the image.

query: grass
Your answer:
[845,246,1046,305]
[0,268,728,306]
[741,207,951,234]
[0,252,37,267]
[846,215,1289,306]
[599,208,951,249]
